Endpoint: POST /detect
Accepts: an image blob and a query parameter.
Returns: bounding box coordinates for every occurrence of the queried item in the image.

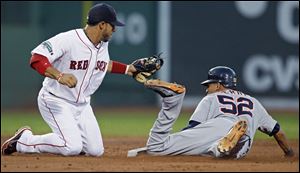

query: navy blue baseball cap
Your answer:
[87,3,125,26]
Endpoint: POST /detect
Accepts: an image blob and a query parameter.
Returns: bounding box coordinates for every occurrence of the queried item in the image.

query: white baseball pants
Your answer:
[16,88,104,156]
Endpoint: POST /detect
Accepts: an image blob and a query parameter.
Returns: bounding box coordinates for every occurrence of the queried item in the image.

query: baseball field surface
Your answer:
[1,109,299,171]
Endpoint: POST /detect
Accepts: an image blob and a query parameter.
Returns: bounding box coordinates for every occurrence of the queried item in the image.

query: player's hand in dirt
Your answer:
[284,148,294,157]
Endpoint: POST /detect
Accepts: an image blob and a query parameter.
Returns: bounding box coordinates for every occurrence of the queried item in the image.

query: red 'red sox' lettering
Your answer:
[96,60,107,71]
[70,60,89,70]
[70,60,107,71]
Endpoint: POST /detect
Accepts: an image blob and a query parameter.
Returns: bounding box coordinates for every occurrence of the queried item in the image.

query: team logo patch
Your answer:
[42,41,53,55]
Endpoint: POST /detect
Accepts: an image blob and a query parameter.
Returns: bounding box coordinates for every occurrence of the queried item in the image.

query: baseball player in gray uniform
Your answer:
[141,66,294,159]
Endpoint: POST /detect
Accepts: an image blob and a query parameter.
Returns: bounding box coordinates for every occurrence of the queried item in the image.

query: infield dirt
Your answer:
[1,137,298,172]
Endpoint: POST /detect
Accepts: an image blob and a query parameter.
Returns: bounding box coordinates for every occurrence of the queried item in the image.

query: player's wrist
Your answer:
[56,73,64,82]
[284,148,294,157]
[111,61,127,74]
[125,65,130,75]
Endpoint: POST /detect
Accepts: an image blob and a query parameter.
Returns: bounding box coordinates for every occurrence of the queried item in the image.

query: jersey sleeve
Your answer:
[31,33,69,63]
[189,95,212,123]
[256,99,278,136]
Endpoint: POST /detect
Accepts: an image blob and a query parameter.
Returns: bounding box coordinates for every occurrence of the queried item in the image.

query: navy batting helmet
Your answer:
[201,66,237,89]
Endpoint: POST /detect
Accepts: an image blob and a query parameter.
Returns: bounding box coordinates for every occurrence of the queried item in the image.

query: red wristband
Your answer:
[111,61,128,74]
[30,54,52,76]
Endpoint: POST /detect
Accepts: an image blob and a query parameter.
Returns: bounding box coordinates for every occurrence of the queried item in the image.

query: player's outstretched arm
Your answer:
[107,60,136,76]
[273,129,294,157]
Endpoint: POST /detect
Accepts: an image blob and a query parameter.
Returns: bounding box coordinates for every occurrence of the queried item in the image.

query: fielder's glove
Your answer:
[131,53,164,83]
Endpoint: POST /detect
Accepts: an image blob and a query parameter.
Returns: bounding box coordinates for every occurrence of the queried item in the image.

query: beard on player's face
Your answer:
[102,37,109,42]
[101,30,112,42]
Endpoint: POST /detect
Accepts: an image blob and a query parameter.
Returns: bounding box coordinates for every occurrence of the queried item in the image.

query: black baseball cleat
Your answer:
[217,120,247,155]
[144,79,186,97]
[1,126,32,155]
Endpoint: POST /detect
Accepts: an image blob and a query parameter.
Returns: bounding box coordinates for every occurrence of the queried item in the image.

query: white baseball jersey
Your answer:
[31,29,110,103]
[16,29,110,156]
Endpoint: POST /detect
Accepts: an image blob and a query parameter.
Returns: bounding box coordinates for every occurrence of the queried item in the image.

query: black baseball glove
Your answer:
[131,53,164,83]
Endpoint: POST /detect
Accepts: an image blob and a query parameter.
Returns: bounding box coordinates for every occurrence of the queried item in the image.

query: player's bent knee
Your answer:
[63,143,83,156]
[87,147,104,157]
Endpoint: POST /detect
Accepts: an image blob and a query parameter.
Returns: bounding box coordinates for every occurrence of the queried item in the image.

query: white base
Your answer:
[127,147,147,157]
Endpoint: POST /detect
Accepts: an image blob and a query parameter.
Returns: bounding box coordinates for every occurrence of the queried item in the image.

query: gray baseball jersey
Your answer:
[146,89,278,159]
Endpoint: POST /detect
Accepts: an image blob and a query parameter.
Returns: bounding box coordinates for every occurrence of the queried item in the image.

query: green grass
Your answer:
[1,110,187,137]
[1,110,298,139]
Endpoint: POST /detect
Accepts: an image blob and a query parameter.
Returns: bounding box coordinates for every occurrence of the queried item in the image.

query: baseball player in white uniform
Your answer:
[1,3,145,157]
[139,66,294,159]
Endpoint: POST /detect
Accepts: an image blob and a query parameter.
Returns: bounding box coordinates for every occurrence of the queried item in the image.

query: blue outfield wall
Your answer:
[1,1,298,111]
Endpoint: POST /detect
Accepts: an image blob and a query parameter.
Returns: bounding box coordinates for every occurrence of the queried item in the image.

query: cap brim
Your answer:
[201,80,219,86]
[111,20,125,26]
